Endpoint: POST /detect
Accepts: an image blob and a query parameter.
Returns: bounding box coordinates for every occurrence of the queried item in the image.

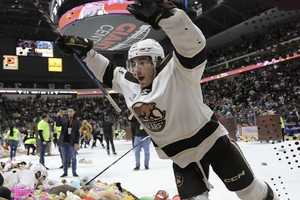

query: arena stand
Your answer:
[0,94,129,139]
[206,20,300,76]
[1,42,300,144]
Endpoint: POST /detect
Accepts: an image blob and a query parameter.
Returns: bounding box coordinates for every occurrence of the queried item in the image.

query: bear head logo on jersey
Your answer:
[132,102,166,132]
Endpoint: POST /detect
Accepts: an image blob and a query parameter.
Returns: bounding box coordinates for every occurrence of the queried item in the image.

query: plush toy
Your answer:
[45,179,60,189]
[114,182,139,200]
[64,191,81,200]
[1,167,36,199]
[2,169,20,189]
[2,161,13,172]
[121,192,136,200]
[0,162,6,171]
[31,164,48,180]
[80,176,94,187]
[11,185,34,199]
[70,179,81,189]
[1,162,51,193]
[93,180,108,188]
[31,163,48,188]
[17,169,35,188]
[73,188,88,199]
[172,195,181,200]
[154,190,169,200]
[81,197,95,200]
[1,162,140,200]
[48,185,77,195]
[140,196,154,200]
[87,190,120,200]
[79,158,93,164]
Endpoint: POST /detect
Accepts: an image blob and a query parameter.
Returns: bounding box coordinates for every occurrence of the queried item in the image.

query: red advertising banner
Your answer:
[201,52,300,83]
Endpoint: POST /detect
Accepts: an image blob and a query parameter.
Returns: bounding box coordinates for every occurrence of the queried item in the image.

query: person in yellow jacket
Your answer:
[37,114,50,169]
[23,129,36,155]
[6,125,20,160]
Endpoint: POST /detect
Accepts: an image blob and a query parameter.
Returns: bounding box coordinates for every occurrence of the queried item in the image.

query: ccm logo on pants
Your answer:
[224,170,245,183]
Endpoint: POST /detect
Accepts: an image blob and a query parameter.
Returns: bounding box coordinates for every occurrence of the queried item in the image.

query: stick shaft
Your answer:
[73,53,121,112]
[85,136,150,185]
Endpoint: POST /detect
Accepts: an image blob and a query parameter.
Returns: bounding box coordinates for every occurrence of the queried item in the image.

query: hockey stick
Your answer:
[32,0,122,113]
[85,135,151,185]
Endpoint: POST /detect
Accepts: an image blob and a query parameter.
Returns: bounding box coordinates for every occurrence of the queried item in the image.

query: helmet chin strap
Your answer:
[153,63,157,78]
[156,53,172,74]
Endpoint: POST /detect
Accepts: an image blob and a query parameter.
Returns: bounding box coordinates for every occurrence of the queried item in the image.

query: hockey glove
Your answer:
[55,35,93,58]
[127,0,177,29]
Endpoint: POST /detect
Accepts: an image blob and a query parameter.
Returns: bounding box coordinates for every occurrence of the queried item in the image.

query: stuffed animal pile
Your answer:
[0,161,180,200]
[0,161,139,200]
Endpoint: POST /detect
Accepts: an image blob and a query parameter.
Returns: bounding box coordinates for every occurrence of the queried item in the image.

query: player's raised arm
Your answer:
[127,0,206,69]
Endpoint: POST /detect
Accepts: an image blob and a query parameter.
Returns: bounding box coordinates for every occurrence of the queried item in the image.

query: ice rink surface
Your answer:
[1,139,299,200]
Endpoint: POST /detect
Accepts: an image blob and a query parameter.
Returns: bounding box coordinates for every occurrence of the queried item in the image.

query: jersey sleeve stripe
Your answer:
[153,114,219,157]
[175,47,207,69]
[103,63,115,88]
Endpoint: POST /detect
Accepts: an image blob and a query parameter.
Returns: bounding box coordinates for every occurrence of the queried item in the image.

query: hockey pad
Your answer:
[183,192,209,200]
[235,178,267,200]
[264,182,279,200]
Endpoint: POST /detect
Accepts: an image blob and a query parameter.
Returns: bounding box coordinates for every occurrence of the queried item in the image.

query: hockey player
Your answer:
[56,0,278,199]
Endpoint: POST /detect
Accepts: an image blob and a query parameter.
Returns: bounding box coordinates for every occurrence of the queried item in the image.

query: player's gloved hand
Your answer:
[55,35,93,58]
[127,0,177,29]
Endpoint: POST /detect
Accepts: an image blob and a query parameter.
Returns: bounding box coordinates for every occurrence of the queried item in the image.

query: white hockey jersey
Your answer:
[84,9,228,168]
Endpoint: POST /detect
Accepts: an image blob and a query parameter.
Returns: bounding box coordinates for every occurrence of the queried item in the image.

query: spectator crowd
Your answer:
[0,17,300,146]
[206,19,300,76]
